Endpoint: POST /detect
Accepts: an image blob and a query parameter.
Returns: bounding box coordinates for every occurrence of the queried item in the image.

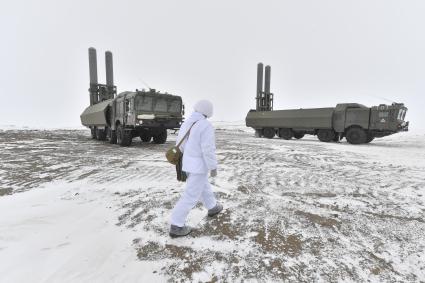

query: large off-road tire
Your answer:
[346,127,367,144]
[153,129,167,144]
[117,125,132,146]
[293,132,305,139]
[279,128,293,140]
[365,134,375,143]
[140,133,152,142]
[263,128,275,139]
[255,129,262,138]
[96,128,107,141]
[117,126,122,145]
[333,134,340,142]
[90,127,97,139]
[109,130,117,144]
[317,129,335,142]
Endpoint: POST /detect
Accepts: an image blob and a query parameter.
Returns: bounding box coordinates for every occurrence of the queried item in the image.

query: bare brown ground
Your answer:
[1,128,424,282]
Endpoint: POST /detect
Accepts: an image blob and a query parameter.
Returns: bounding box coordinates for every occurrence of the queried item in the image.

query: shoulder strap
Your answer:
[176,122,197,148]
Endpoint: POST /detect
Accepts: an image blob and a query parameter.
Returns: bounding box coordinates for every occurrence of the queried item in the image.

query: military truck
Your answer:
[246,63,409,144]
[80,48,184,146]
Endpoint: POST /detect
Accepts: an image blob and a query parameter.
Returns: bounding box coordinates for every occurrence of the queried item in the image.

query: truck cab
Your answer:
[369,103,409,135]
[332,102,408,143]
[111,89,184,146]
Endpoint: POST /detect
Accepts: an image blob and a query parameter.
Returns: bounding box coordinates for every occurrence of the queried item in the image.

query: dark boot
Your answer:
[169,225,192,238]
[208,203,223,217]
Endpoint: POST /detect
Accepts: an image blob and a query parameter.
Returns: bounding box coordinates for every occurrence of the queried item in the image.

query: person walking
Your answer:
[169,100,223,238]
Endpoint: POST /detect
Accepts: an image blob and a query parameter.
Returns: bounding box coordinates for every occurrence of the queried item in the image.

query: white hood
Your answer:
[193,100,213,118]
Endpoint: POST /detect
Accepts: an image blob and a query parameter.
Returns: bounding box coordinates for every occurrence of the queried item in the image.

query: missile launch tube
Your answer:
[105,51,114,87]
[265,65,271,111]
[88,47,98,105]
[264,65,271,94]
[89,48,98,85]
[256,63,264,111]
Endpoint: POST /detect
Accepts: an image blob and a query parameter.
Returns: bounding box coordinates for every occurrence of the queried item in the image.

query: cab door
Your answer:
[345,107,370,130]
[332,104,347,133]
[124,98,136,125]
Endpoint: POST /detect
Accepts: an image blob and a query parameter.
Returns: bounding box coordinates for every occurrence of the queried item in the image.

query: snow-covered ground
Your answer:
[0,124,424,282]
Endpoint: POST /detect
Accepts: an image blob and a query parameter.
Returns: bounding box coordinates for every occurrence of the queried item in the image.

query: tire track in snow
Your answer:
[1,128,424,282]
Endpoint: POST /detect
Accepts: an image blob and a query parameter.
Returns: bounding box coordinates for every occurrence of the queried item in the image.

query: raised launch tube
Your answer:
[264,65,271,111]
[105,51,114,87]
[256,63,264,111]
[88,47,98,105]
[264,65,271,94]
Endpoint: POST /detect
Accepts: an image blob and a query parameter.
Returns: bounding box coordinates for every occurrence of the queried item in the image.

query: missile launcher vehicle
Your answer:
[80,48,184,146]
[246,63,409,144]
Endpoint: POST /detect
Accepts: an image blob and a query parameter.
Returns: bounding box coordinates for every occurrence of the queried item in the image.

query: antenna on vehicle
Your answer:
[137,77,151,90]
[370,94,396,104]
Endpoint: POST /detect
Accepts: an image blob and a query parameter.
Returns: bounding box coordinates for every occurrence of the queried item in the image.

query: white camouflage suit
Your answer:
[170,101,218,227]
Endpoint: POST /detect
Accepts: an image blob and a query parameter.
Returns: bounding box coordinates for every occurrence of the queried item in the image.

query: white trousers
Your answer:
[170,173,217,227]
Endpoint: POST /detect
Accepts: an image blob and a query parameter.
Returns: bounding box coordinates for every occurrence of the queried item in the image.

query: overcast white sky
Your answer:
[1,0,424,128]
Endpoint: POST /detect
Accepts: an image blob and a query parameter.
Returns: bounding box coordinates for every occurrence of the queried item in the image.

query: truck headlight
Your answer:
[137,114,155,120]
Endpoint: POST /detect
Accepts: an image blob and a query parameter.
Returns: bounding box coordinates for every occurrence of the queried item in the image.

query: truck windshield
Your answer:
[135,96,153,111]
[154,98,168,112]
[135,95,181,113]
[169,100,181,113]
[397,109,406,120]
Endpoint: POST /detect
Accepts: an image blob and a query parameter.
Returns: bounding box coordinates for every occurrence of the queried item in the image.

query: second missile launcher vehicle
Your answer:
[246,63,409,144]
[80,48,184,146]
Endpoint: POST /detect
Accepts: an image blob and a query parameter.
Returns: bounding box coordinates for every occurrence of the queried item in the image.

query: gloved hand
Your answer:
[210,169,217,177]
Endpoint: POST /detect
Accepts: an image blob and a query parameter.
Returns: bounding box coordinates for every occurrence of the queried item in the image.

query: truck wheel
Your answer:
[293,132,305,139]
[279,128,293,140]
[96,128,107,141]
[109,130,117,144]
[346,127,367,144]
[117,125,132,146]
[263,128,275,139]
[122,130,132,146]
[255,129,262,138]
[317,129,335,142]
[90,127,97,139]
[140,133,152,142]
[365,134,375,143]
[153,129,167,144]
[117,125,123,145]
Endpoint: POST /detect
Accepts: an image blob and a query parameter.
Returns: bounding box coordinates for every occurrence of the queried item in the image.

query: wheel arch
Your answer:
[344,124,364,135]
